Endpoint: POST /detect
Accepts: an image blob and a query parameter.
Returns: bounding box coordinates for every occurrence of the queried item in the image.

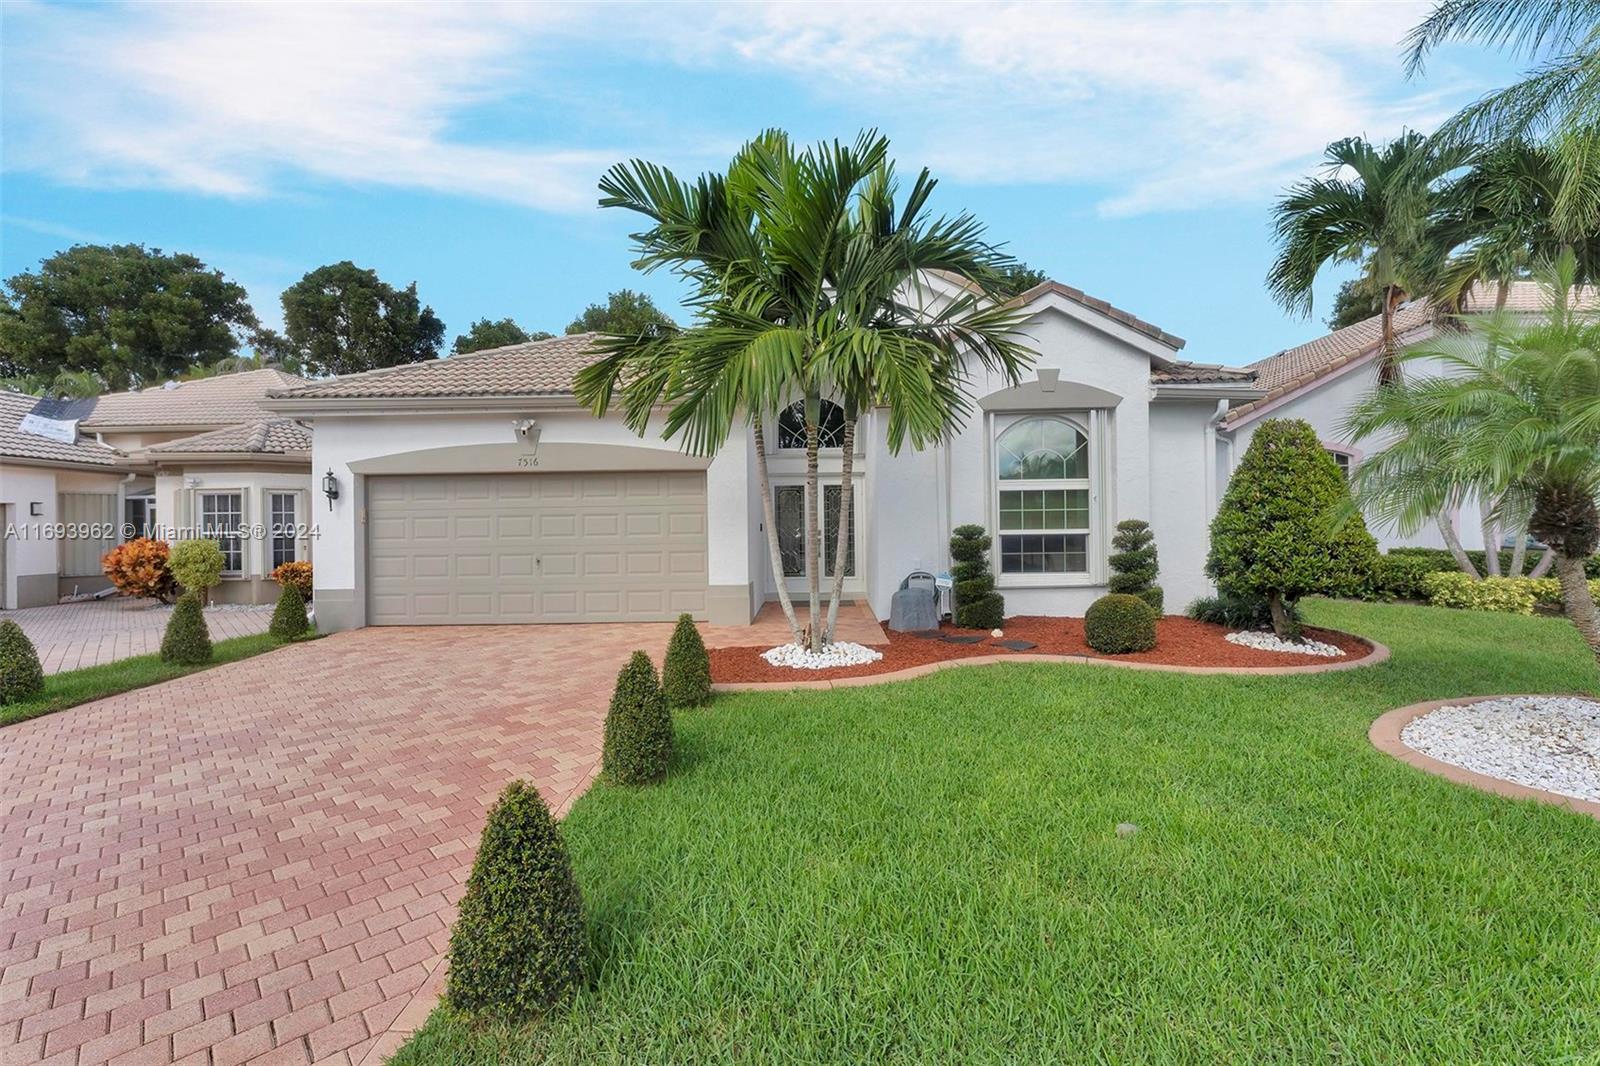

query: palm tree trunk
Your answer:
[752,414,803,645]
[804,390,822,653]
[1530,547,1556,578]
[823,414,857,643]
[1377,285,1403,385]
[1495,279,1509,311]
[1481,512,1502,577]
[1553,553,1600,665]
[1509,522,1529,577]
[1435,509,1481,578]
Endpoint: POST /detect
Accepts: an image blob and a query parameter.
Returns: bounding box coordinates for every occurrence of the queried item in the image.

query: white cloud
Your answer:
[1,0,1490,218]
[640,0,1467,216]
[1,0,615,210]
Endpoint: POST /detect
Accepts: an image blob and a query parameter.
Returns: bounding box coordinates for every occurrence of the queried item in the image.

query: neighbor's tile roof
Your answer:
[82,369,308,428]
[272,334,605,400]
[1149,361,1257,385]
[0,391,126,467]
[1226,280,1600,425]
[143,418,312,457]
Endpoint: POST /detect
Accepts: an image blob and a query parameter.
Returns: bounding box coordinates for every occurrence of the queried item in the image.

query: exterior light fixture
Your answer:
[322,468,340,509]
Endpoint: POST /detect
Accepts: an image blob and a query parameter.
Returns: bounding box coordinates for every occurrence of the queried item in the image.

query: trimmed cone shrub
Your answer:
[661,614,711,708]
[1107,520,1164,614]
[0,620,45,704]
[269,583,310,640]
[444,780,585,1020]
[950,524,1005,629]
[603,651,673,785]
[1084,593,1158,654]
[159,593,212,665]
[1205,418,1379,638]
[169,539,224,596]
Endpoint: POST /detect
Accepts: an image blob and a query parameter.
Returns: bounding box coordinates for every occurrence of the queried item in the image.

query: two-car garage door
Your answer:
[366,472,708,624]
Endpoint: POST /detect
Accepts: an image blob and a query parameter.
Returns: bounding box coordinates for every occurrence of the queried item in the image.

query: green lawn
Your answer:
[397,600,1600,1064]
[1,632,295,727]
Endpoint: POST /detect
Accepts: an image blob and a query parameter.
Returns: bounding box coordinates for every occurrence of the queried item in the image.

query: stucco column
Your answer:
[704,428,754,624]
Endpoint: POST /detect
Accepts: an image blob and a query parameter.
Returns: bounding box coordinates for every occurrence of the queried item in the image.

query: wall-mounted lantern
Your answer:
[322,468,340,510]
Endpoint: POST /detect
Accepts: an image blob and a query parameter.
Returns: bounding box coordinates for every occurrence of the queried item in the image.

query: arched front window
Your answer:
[777,399,846,450]
[995,417,1090,574]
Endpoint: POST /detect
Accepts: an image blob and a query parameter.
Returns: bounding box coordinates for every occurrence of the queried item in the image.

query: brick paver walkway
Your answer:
[5,600,273,674]
[1,624,675,1066]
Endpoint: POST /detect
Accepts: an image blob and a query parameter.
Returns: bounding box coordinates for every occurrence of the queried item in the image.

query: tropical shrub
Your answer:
[169,539,224,595]
[661,614,711,708]
[444,780,585,1020]
[1421,572,1537,614]
[269,583,310,641]
[101,538,177,602]
[0,620,45,704]
[1107,519,1163,613]
[1084,593,1158,654]
[950,524,1005,630]
[270,560,313,599]
[1206,418,1379,637]
[603,651,673,785]
[1386,545,1595,579]
[1185,593,1302,631]
[159,593,212,665]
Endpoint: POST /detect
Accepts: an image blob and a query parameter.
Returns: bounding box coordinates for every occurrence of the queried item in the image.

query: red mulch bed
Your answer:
[709,616,1372,683]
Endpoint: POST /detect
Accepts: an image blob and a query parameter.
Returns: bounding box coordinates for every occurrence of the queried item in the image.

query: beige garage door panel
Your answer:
[367,473,708,624]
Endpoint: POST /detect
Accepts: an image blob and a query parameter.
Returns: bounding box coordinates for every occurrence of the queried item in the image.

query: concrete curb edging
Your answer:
[1369,695,1600,821]
[712,632,1389,693]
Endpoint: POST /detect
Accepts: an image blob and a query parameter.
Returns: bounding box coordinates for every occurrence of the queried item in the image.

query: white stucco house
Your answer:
[1219,281,1600,553]
[265,274,1263,633]
[0,369,313,609]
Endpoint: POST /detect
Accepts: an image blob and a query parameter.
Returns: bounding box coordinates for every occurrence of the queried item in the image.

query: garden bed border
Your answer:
[712,631,1389,692]
[1369,695,1600,821]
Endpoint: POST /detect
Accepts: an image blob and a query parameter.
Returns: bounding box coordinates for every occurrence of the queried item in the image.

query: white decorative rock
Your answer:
[991,629,1004,639]
[1401,696,1600,802]
[760,641,884,670]
[1224,630,1344,657]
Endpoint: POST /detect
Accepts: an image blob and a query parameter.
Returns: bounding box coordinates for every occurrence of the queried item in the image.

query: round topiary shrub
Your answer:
[1084,593,1158,654]
[0,620,45,704]
[169,539,224,596]
[661,614,711,708]
[950,524,1005,629]
[444,780,586,1020]
[159,593,213,665]
[102,538,177,602]
[603,651,673,785]
[269,583,310,641]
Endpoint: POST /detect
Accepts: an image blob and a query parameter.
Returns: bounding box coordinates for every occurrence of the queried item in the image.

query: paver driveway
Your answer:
[7,600,273,674]
[1,624,676,1066]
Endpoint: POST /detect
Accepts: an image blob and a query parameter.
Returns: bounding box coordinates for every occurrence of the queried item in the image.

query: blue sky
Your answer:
[1,1,1519,366]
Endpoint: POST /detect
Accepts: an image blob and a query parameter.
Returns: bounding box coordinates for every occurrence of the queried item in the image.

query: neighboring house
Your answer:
[266,274,1263,632]
[0,369,313,609]
[1219,281,1600,552]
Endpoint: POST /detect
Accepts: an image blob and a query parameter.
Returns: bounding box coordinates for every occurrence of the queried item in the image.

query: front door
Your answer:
[772,482,862,595]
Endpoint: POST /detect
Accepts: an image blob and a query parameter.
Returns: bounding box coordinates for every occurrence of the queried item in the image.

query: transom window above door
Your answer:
[995,417,1091,575]
[776,399,847,450]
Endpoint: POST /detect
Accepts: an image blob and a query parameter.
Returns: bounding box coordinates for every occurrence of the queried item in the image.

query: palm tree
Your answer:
[1345,253,1600,663]
[575,131,1032,651]
[1406,1,1600,174]
[1266,133,1467,384]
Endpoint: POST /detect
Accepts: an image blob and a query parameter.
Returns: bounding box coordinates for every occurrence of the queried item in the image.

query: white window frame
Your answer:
[991,413,1101,587]
[268,490,300,570]
[1323,442,1360,481]
[199,491,245,576]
